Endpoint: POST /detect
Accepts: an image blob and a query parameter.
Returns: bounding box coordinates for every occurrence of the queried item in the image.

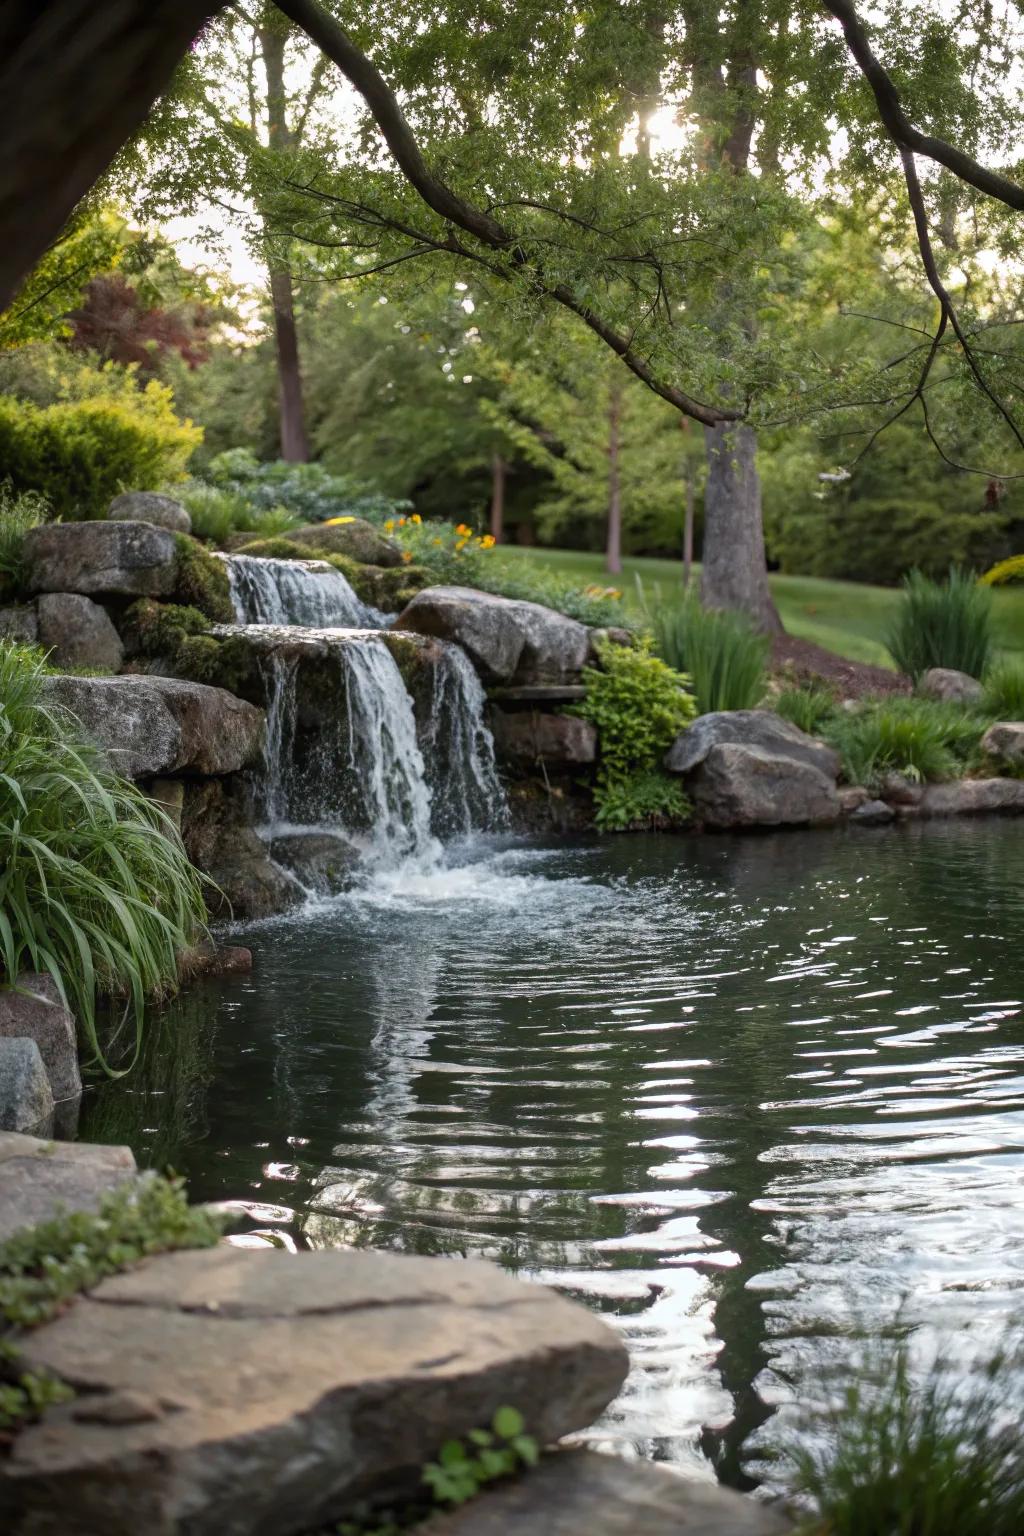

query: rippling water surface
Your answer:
[83,821,1024,1487]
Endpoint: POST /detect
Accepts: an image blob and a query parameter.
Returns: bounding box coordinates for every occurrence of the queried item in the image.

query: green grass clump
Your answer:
[0,482,48,596]
[826,697,984,788]
[642,587,767,713]
[0,641,207,1071]
[178,481,301,546]
[792,1340,1024,1536]
[886,568,993,681]
[775,683,837,736]
[982,657,1024,719]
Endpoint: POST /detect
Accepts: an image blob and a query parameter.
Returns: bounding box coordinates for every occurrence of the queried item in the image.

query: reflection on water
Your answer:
[82,820,1024,1488]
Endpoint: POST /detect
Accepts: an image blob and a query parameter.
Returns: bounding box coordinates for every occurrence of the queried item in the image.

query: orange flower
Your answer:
[455,523,472,536]
[401,550,413,564]
[479,534,496,549]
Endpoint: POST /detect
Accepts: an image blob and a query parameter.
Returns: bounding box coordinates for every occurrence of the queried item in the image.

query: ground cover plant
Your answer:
[886,570,994,682]
[0,482,48,596]
[982,658,1024,720]
[0,640,207,1071]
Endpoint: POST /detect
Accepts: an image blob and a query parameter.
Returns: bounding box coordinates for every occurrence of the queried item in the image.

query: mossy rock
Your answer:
[287,519,404,568]
[122,598,210,659]
[230,536,435,612]
[172,535,234,623]
[120,599,263,701]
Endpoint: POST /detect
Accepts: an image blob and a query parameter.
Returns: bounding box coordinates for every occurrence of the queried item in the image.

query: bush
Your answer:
[0,483,49,593]
[178,481,301,546]
[982,657,1024,718]
[0,381,200,521]
[571,641,696,830]
[205,449,410,524]
[0,642,207,1070]
[775,684,837,736]
[886,568,993,681]
[826,697,984,788]
[979,554,1024,587]
[644,590,767,713]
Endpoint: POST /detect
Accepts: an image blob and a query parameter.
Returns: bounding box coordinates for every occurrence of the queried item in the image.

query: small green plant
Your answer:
[641,587,767,714]
[0,1175,221,1428]
[982,657,1024,719]
[0,482,49,593]
[775,683,838,736]
[791,1338,1024,1536]
[825,697,985,788]
[885,568,993,681]
[572,640,696,830]
[422,1406,539,1506]
[179,481,302,546]
[172,533,235,622]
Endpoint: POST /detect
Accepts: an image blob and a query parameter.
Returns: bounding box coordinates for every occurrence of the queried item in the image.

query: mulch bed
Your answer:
[770,634,912,699]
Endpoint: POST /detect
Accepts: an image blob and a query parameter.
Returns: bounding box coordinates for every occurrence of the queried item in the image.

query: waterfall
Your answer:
[226,554,382,629]
[422,644,508,840]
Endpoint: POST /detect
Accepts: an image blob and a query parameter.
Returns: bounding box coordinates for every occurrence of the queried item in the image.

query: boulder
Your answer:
[490,709,597,766]
[689,743,841,829]
[36,592,124,672]
[917,667,984,705]
[0,602,38,643]
[395,586,591,684]
[427,1449,791,1536]
[24,520,180,599]
[177,944,253,982]
[42,674,264,779]
[268,830,361,896]
[0,1038,54,1135]
[0,1132,136,1244]
[181,783,304,920]
[0,974,80,1103]
[878,770,924,806]
[288,518,404,568]
[919,778,1024,816]
[665,710,841,781]
[849,798,895,826]
[4,1245,628,1536]
[838,785,870,814]
[981,721,1024,768]
[109,491,192,534]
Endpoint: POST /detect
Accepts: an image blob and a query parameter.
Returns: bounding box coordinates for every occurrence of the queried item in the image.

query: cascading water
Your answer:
[226,553,382,629]
[421,643,508,840]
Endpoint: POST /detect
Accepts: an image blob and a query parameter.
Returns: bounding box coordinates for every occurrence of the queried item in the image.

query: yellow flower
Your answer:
[455,538,469,552]
[323,515,356,526]
[432,537,443,546]
[410,513,422,525]
[479,534,496,549]
[384,520,395,533]
[401,550,413,564]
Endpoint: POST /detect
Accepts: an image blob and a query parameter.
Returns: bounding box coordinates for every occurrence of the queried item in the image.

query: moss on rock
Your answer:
[172,535,234,623]
[229,535,435,612]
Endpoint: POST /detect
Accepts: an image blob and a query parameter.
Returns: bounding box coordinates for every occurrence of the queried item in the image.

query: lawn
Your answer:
[491,546,1024,668]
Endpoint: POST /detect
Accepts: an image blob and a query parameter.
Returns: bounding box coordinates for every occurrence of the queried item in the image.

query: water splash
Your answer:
[226,553,382,629]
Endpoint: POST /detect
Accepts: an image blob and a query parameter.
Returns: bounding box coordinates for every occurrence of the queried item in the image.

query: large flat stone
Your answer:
[665,710,841,780]
[24,520,180,598]
[36,592,124,672]
[3,1246,629,1536]
[287,518,404,568]
[395,586,591,684]
[0,1132,136,1243]
[0,974,80,1103]
[690,743,841,829]
[919,778,1024,816]
[0,1039,54,1136]
[41,674,264,779]
[426,1450,791,1535]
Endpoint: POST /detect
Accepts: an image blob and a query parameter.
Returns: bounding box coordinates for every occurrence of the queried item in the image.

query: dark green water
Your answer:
[82,821,1024,1487]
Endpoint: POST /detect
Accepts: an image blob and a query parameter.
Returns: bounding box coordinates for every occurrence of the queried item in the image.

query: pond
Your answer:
[82,819,1024,1490]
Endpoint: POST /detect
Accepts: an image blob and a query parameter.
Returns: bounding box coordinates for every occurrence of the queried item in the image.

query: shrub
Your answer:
[775,684,837,736]
[178,481,301,546]
[643,590,767,713]
[571,641,696,830]
[978,554,1024,587]
[205,449,410,524]
[982,657,1024,718]
[826,697,985,788]
[791,1338,1024,1536]
[0,483,49,593]
[0,641,207,1071]
[885,568,993,681]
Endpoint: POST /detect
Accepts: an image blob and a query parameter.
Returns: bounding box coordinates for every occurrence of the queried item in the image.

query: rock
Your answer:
[0,602,38,643]
[0,1038,54,1135]
[4,1245,629,1536]
[838,785,870,814]
[0,1132,136,1243]
[917,667,984,705]
[395,586,591,685]
[177,944,253,982]
[689,743,841,829]
[981,721,1024,768]
[269,831,361,895]
[426,1450,791,1536]
[489,685,588,706]
[919,778,1024,816]
[849,798,895,826]
[108,491,192,534]
[36,592,124,672]
[490,709,597,765]
[665,710,841,781]
[181,782,304,920]
[41,674,264,779]
[878,770,924,806]
[146,777,185,833]
[23,520,180,598]
[288,518,404,568]
[0,974,80,1103]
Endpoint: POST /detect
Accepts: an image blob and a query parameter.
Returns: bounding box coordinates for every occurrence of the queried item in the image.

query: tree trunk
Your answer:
[606,377,623,576]
[489,450,506,542]
[683,452,695,591]
[268,264,310,461]
[701,422,781,632]
[0,2,226,313]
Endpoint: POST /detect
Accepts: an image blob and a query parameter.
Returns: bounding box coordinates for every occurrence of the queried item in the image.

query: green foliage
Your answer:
[422,1406,539,1507]
[979,555,1024,587]
[206,450,411,525]
[825,698,985,789]
[791,1340,1024,1536]
[0,483,49,593]
[774,684,838,736]
[982,657,1024,719]
[0,641,207,1072]
[572,641,695,830]
[0,207,127,350]
[0,1175,221,1429]
[644,591,767,714]
[886,569,994,682]
[172,534,234,623]
[0,376,200,521]
[178,481,301,545]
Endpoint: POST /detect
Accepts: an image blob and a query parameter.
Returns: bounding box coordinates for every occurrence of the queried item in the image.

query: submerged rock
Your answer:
[3,1245,628,1536]
[0,1038,54,1135]
[917,667,984,705]
[491,709,597,765]
[287,518,404,568]
[981,721,1024,768]
[665,710,841,781]
[0,1132,137,1244]
[849,798,896,826]
[688,743,841,829]
[36,592,124,672]
[268,830,361,895]
[109,491,192,534]
[395,585,591,684]
[42,674,264,780]
[24,520,180,598]
[0,973,80,1104]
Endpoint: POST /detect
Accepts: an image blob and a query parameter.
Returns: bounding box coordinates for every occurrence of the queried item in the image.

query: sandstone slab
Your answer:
[0,602,38,643]
[427,1450,791,1536]
[3,1246,629,1536]
[919,778,1024,816]
[24,520,180,598]
[42,674,264,779]
[690,743,841,829]
[109,491,191,534]
[490,709,597,765]
[917,667,984,705]
[0,1039,54,1136]
[37,592,124,672]
[0,974,80,1103]
[395,586,591,684]
[665,710,841,781]
[0,1132,136,1243]
[981,721,1024,767]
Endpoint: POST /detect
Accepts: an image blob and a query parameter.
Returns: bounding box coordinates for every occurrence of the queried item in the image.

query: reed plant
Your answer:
[641,585,767,714]
[825,697,984,788]
[0,482,48,592]
[885,568,993,681]
[982,657,1024,719]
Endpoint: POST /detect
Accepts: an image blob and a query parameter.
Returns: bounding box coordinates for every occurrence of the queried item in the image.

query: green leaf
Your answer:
[493,1405,525,1439]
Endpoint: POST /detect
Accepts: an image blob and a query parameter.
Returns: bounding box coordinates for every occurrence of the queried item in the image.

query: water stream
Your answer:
[226,552,383,629]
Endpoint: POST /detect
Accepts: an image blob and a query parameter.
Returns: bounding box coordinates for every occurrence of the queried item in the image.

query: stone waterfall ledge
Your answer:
[2,1246,629,1536]
[393,585,592,685]
[0,1131,137,1243]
